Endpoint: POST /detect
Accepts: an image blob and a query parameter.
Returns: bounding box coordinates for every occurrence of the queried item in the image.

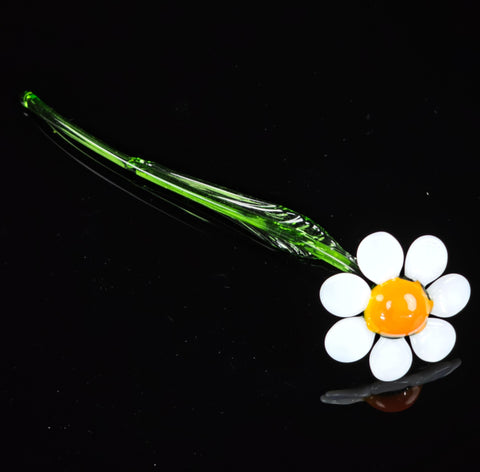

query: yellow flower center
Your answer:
[364,277,433,337]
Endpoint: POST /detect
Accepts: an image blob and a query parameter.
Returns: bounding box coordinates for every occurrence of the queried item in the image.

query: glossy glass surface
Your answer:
[364,277,433,337]
[21,92,358,274]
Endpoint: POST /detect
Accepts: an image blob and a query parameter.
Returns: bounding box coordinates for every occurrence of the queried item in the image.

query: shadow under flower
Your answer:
[321,358,461,412]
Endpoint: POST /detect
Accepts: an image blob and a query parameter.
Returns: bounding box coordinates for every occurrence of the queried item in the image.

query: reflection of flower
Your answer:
[320,232,470,381]
[321,359,461,412]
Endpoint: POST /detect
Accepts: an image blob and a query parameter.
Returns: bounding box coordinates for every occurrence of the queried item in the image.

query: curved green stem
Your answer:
[21,91,359,273]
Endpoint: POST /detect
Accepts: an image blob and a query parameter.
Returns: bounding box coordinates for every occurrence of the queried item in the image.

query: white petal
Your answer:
[320,273,371,317]
[410,318,456,362]
[324,317,376,363]
[357,232,404,284]
[404,235,448,286]
[427,274,471,318]
[369,337,412,381]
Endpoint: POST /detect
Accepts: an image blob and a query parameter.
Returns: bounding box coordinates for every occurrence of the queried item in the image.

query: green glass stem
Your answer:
[21,91,359,273]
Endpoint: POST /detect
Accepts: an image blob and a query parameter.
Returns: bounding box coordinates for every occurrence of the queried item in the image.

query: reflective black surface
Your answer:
[2,4,478,470]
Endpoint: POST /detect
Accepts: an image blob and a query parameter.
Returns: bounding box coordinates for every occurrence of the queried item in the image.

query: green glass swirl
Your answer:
[21,91,359,273]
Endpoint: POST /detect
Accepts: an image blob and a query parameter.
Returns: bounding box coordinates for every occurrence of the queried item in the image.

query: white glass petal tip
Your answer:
[410,318,456,362]
[320,273,371,317]
[405,235,448,286]
[369,337,412,382]
[357,232,404,284]
[427,274,471,318]
[324,317,376,363]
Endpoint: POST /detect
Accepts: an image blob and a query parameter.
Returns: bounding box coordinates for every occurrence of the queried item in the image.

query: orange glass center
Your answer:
[364,277,433,337]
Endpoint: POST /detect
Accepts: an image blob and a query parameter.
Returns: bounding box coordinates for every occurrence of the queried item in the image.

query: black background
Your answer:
[1,2,479,470]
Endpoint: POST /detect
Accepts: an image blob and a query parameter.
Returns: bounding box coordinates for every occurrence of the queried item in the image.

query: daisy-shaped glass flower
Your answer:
[320,232,470,381]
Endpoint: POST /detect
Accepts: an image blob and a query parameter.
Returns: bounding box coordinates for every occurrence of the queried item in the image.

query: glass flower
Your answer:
[319,232,470,381]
